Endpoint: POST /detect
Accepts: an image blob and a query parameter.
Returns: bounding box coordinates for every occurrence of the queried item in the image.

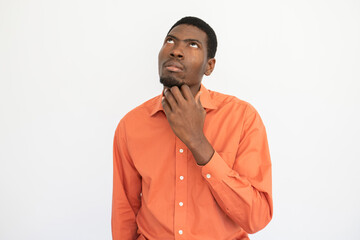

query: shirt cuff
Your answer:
[201,151,231,182]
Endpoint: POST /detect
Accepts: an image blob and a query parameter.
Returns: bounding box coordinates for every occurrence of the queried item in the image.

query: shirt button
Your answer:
[179,176,184,180]
[206,174,211,179]
[179,230,183,235]
[179,149,184,153]
[179,202,183,206]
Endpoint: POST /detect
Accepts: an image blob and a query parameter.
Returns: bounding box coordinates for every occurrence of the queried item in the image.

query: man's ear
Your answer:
[204,58,216,76]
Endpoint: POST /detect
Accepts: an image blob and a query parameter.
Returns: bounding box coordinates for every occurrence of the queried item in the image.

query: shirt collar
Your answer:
[150,83,217,117]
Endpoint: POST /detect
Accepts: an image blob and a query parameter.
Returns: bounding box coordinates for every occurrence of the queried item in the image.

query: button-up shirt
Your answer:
[112,84,273,240]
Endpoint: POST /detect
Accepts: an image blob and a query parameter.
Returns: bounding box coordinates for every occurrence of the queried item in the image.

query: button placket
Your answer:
[174,138,187,239]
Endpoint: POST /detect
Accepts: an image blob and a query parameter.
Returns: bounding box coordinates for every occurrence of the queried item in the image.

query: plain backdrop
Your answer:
[1,0,359,239]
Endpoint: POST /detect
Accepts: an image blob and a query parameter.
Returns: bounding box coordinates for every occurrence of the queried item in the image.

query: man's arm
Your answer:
[112,121,142,239]
[200,104,272,233]
[162,85,272,233]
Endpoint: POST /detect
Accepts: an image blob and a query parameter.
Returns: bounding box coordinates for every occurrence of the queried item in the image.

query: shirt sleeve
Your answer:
[201,104,273,234]
[112,120,142,240]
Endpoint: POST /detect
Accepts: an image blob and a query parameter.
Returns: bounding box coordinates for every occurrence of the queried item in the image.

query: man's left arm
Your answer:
[200,104,272,234]
[162,85,273,234]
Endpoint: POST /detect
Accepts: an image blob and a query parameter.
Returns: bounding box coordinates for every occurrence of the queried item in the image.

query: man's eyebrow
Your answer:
[166,34,202,45]
[184,38,202,45]
[166,34,179,40]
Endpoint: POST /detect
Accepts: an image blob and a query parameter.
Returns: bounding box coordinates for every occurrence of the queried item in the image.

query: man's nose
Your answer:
[170,45,184,59]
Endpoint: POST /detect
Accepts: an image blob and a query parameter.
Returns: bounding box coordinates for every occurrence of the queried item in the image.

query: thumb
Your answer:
[195,91,202,106]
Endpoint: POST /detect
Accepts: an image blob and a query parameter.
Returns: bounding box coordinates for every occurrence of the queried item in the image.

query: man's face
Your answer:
[158,24,214,89]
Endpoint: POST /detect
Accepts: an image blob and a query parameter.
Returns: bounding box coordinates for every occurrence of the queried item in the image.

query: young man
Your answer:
[112,16,273,240]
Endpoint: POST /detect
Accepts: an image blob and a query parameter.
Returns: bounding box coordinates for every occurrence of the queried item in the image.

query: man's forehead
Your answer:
[167,24,207,41]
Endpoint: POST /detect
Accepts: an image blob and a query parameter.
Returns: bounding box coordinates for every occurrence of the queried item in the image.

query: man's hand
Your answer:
[162,85,214,165]
[162,85,205,145]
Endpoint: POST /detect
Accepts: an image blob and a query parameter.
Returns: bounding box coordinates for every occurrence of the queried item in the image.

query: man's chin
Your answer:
[160,76,184,88]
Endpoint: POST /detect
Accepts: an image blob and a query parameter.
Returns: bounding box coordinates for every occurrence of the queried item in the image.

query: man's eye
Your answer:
[166,38,174,44]
[189,42,199,48]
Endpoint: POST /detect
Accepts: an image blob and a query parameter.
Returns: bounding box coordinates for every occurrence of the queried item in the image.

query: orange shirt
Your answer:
[112,84,273,240]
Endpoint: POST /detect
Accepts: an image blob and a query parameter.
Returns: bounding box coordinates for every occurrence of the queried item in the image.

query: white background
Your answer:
[1,0,359,239]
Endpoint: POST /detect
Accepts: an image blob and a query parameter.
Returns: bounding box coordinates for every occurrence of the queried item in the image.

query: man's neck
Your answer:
[163,83,201,98]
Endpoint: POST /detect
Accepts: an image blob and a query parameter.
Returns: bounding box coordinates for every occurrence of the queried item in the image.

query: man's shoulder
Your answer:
[120,94,160,123]
[209,89,255,112]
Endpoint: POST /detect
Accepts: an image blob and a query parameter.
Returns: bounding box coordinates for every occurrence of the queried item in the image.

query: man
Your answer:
[112,16,273,240]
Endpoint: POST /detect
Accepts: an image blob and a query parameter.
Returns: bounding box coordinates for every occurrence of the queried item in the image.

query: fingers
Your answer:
[180,84,194,101]
[170,86,185,105]
[164,88,177,109]
[162,96,172,114]
[163,85,203,112]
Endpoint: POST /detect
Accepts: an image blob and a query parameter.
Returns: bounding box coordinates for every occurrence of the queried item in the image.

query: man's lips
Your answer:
[164,60,184,72]
[165,66,183,72]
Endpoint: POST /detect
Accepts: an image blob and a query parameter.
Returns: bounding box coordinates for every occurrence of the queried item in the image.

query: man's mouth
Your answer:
[165,65,183,72]
[164,60,184,73]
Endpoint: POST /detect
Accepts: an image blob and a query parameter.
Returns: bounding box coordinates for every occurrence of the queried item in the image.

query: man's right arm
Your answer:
[112,121,142,240]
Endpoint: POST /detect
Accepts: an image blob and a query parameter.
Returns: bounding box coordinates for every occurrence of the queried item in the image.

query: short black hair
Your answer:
[168,16,217,59]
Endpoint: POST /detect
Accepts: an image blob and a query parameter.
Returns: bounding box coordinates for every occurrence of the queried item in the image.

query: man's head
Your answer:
[158,16,217,91]
[168,16,217,59]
